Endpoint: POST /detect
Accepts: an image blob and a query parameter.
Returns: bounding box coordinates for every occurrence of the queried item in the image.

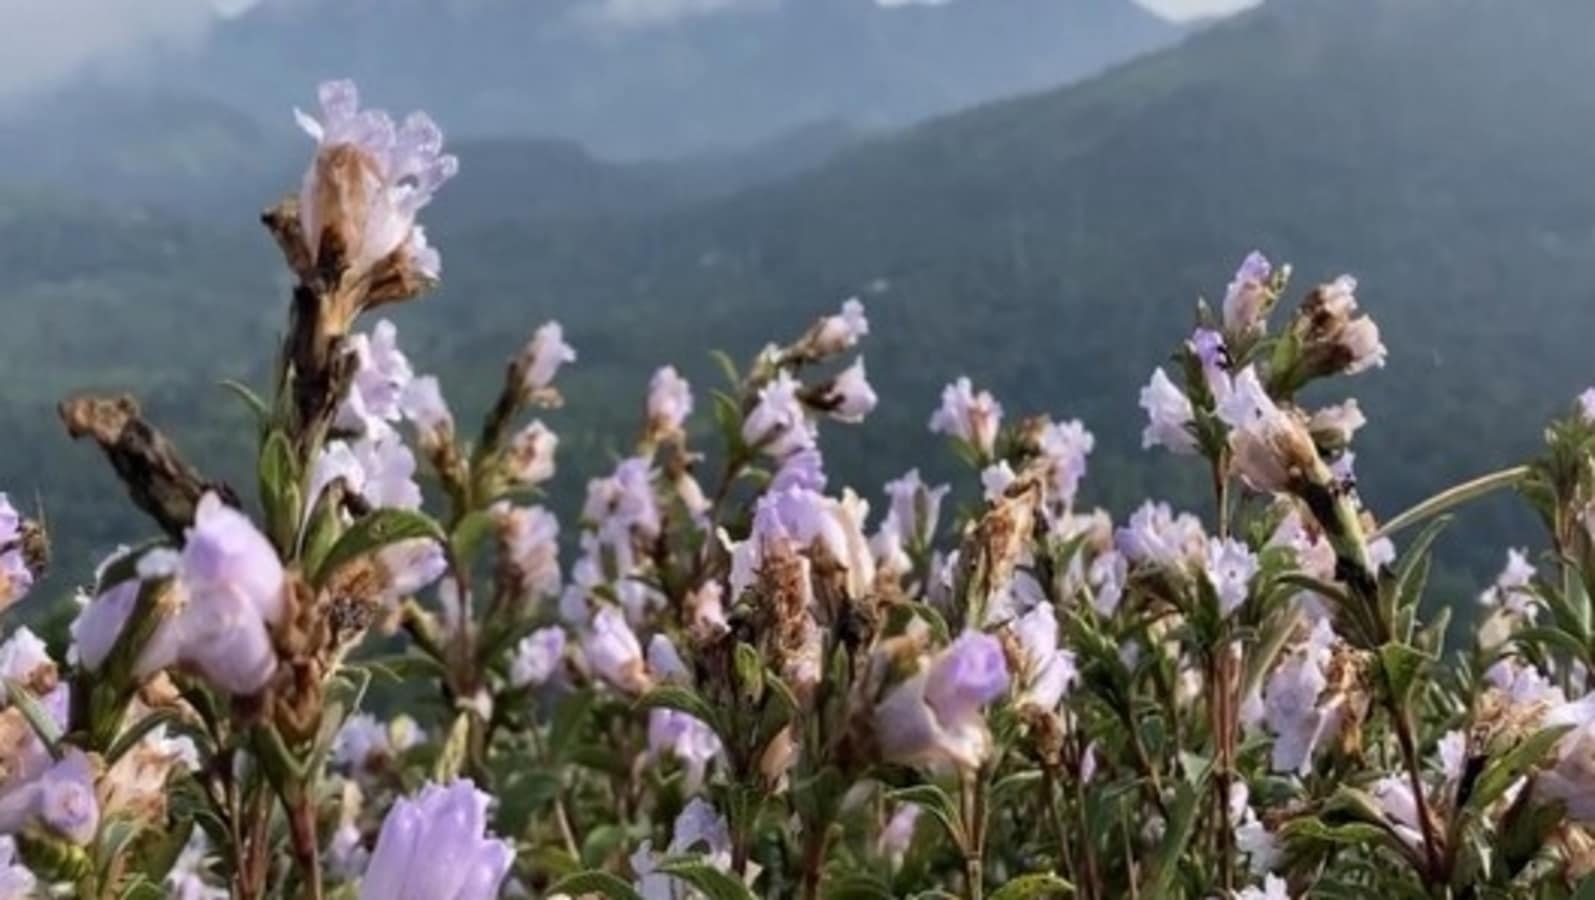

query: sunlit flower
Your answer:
[360,780,512,900]
[336,320,415,434]
[981,461,1017,502]
[807,297,870,357]
[929,377,1003,458]
[1222,367,1321,494]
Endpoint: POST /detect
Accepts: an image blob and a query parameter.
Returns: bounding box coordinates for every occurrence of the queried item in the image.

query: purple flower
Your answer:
[494,505,561,601]
[1116,501,1204,571]
[295,80,457,282]
[808,297,870,357]
[140,495,286,696]
[876,632,1010,770]
[1037,418,1094,511]
[1138,368,1196,455]
[1204,537,1259,617]
[582,606,649,694]
[770,448,827,493]
[1010,604,1078,711]
[647,709,722,790]
[517,322,577,394]
[1222,251,1274,335]
[509,627,566,689]
[0,749,99,846]
[336,320,415,435]
[647,366,694,438]
[821,357,878,424]
[1579,388,1595,424]
[401,375,455,444]
[743,371,815,459]
[503,421,558,487]
[360,780,512,900]
[928,377,1002,457]
[877,804,921,866]
[884,469,949,550]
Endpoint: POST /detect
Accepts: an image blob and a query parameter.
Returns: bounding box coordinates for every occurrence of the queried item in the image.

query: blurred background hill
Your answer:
[3,0,1591,620]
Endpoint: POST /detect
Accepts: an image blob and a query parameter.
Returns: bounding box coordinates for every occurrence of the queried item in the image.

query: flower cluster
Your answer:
[5,87,1595,900]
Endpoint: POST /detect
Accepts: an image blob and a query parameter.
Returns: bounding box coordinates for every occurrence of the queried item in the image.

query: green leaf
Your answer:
[989,873,1075,899]
[549,689,598,765]
[657,857,757,900]
[450,509,499,570]
[635,686,721,737]
[1466,724,1575,814]
[258,429,301,554]
[887,784,964,848]
[220,379,270,427]
[1372,466,1530,541]
[546,870,645,900]
[3,678,62,757]
[312,509,446,587]
[1378,642,1431,708]
[105,709,184,765]
[1143,772,1207,899]
[823,874,897,900]
[733,642,765,705]
[1385,516,1448,633]
[709,349,742,388]
[432,712,472,783]
[712,390,747,456]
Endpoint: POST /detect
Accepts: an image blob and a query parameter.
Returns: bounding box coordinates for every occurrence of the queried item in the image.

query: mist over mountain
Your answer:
[7,0,1594,602]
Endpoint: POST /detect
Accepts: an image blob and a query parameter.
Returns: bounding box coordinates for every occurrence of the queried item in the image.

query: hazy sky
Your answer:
[0,0,1259,100]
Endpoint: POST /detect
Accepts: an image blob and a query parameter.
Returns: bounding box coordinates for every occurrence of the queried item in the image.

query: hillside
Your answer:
[8,0,1595,603]
[63,0,1177,157]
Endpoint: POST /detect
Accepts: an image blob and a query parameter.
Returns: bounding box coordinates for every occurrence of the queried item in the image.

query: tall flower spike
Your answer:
[294,79,458,295]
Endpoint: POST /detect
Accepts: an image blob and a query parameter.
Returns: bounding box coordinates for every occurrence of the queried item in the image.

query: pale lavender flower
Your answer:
[0,496,30,610]
[518,322,577,394]
[1116,501,1205,571]
[646,366,694,438]
[375,538,448,607]
[647,635,690,684]
[1088,550,1128,617]
[336,320,415,435]
[71,575,140,672]
[295,80,457,280]
[0,749,99,845]
[1263,619,1342,775]
[1038,418,1095,510]
[583,606,649,694]
[884,469,949,550]
[140,494,286,696]
[312,430,423,514]
[980,461,1017,502]
[504,421,558,486]
[871,518,913,577]
[0,837,35,898]
[809,297,870,356]
[821,357,878,423]
[647,709,722,790]
[1309,276,1387,375]
[1479,548,1538,618]
[1309,399,1366,447]
[1223,367,1318,494]
[875,632,1011,770]
[1536,693,1595,823]
[167,833,229,900]
[494,504,561,600]
[1010,604,1078,711]
[583,458,661,540]
[743,370,815,458]
[1234,874,1291,900]
[1204,537,1259,617]
[509,627,567,689]
[771,447,826,493]
[1437,730,1467,783]
[633,798,737,900]
[877,804,921,867]
[1139,368,1196,454]
[360,780,512,900]
[1222,251,1274,335]
[0,628,67,735]
[928,377,1002,457]
[1579,388,1595,423]
[335,714,422,772]
[401,375,454,442]
[1373,775,1425,849]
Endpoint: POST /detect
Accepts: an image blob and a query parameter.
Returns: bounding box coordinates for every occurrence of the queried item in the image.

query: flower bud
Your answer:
[515,322,577,397]
[645,366,694,441]
[743,370,816,459]
[1222,251,1275,337]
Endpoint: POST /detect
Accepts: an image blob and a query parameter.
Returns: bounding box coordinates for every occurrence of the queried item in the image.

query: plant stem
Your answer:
[1372,465,1530,541]
[960,771,987,900]
[1390,699,1445,886]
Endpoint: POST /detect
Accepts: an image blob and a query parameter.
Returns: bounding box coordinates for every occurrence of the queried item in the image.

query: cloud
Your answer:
[0,0,256,101]
[582,0,777,28]
[1130,0,1260,21]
